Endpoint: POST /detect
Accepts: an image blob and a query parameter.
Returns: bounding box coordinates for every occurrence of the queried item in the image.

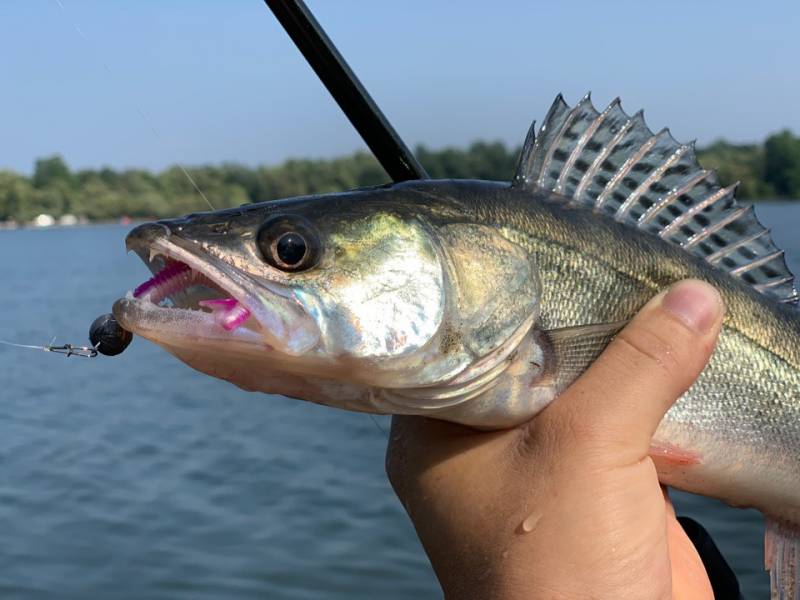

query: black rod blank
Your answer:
[263,0,429,182]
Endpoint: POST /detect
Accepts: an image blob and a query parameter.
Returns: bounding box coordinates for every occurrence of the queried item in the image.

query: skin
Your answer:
[385,280,723,600]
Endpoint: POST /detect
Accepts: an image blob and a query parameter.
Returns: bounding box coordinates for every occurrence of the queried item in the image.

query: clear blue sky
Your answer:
[1,0,798,174]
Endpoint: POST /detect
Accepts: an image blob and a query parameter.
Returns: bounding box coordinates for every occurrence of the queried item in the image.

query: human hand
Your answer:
[386,280,723,599]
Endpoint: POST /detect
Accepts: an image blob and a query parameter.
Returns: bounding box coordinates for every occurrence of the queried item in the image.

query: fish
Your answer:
[114,94,800,598]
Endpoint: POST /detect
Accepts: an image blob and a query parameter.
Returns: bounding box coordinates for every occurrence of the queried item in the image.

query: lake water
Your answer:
[1,203,798,599]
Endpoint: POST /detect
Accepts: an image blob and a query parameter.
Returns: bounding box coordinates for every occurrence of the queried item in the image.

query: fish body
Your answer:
[464,179,800,527]
[114,95,800,596]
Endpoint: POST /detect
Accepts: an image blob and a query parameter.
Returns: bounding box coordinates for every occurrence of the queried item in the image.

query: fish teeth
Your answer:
[149,248,160,263]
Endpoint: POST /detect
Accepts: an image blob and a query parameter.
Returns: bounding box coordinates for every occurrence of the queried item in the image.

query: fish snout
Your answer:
[125,222,171,252]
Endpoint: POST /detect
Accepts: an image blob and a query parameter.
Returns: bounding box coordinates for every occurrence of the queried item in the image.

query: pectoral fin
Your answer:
[542,320,627,392]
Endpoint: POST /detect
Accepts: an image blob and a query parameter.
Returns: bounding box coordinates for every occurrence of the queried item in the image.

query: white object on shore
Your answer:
[58,214,78,226]
[32,214,55,228]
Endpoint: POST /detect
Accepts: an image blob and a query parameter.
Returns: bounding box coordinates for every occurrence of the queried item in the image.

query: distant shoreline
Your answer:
[3,198,798,233]
[2,132,799,223]
[0,218,146,231]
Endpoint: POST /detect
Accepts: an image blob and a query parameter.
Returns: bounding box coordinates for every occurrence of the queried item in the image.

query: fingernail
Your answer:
[661,280,722,333]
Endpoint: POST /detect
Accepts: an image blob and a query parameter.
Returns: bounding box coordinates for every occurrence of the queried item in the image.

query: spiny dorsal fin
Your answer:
[514,93,798,305]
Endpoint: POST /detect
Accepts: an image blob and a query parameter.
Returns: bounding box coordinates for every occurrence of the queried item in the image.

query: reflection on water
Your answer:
[2,202,797,598]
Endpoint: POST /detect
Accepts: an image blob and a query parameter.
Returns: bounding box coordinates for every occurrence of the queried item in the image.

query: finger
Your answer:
[539,279,723,462]
[667,513,715,599]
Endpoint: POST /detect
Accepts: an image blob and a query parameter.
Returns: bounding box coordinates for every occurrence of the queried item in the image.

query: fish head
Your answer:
[113,181,540,415]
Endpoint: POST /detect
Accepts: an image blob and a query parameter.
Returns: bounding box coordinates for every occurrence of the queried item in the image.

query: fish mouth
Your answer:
[113,223,320,356]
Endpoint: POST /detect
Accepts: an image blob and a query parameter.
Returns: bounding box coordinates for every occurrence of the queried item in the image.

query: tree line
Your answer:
[1,130,799,223]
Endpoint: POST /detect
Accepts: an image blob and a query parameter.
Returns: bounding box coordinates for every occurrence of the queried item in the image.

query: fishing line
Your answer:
[0,340,51,352]
[0,2,216,361]
[53,0,216,211]
[0,339,98,358]
[367,414,387,435]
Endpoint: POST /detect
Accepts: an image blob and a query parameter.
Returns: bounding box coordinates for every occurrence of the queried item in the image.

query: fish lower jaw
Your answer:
[112,296,266,347]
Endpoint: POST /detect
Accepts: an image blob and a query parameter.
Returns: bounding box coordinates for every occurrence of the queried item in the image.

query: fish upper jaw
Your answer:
[113,223,320,357]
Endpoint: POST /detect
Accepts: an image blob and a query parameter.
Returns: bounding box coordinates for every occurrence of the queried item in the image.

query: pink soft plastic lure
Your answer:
[133,261,190,300]
[198,298,252,331]
[134,261,251,331]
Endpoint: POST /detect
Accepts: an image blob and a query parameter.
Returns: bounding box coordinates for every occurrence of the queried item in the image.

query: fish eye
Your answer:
[256,216,321,272]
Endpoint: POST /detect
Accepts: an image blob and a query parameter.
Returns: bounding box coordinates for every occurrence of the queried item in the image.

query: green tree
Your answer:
[32,155,72,189]
[0,171,35,221]
[764,130,800,198]
[697,141,773,199]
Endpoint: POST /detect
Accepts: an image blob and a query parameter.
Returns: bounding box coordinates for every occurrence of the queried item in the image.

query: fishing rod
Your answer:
[262,0,428,182]
[82,0,427,357]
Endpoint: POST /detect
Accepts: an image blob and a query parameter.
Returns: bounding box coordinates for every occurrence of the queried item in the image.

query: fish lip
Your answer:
[112,296,267,348]
[117,225,320,354]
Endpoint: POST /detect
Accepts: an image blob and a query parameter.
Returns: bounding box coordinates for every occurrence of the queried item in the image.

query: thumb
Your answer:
[538,279,724,465]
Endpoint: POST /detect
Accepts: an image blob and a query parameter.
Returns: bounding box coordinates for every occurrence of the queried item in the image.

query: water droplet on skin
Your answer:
[521,518,534,533]
[520,510,542,533]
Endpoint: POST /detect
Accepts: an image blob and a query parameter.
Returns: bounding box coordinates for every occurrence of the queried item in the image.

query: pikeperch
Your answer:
[114,94,800,598]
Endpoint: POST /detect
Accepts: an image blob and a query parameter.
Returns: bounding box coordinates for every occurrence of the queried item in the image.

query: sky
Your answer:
[0,0,798,175]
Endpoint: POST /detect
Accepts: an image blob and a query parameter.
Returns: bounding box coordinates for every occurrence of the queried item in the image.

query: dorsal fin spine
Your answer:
[639,169,710,226]
[512,122,538,188]
[555,95,607,195]
[602,129,664,214]
[515,94,798,304]
[729,250,785,275]
[513,95,570,189]
[616,140,693,221]
[571,102,632,202]
[658,182,735,238]
[528,94,568,187]
[513,118,536,186]
[631,143,693,205]
[706,227,768,263]
[538,95,588,187]
[756,276,794,291]
[685,205,750,249]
